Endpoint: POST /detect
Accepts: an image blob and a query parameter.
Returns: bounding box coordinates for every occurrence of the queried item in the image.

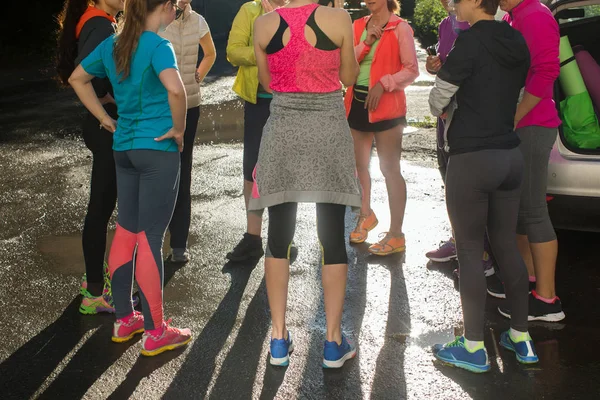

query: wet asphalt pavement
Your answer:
[1,42,600,400]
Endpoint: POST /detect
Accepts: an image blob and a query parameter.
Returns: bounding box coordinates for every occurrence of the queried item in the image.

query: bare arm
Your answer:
[339,11,360,87]
[196,32,217,83]
[253,15,272,92]
[69,65,116,132]
[156,69,187,151]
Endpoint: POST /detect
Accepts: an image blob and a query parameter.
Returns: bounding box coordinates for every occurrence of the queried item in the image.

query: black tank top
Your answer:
[266,7,338,54]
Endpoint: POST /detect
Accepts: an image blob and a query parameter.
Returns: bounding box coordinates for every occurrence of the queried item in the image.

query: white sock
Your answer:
[464,337,484,352]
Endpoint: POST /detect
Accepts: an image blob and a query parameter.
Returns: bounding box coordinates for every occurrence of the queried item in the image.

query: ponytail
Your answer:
[114,0,175,81]
[56,0,94,85]
[387,0,400,13]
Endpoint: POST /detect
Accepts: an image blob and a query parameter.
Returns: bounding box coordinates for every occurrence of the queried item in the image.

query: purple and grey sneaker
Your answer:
[426,238,457,262]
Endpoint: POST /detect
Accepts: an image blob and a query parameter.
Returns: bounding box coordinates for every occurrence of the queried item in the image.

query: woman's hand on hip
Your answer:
[155,128,185,152]
[365,82,384,112]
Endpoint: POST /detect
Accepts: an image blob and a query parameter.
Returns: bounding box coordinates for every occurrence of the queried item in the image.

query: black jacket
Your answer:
[75,17,116,98]
[429,20,530,155]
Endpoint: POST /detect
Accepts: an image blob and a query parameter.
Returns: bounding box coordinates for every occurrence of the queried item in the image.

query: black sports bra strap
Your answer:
[266,16,289,55]
[306,7,338,51]
[266,7,339,55]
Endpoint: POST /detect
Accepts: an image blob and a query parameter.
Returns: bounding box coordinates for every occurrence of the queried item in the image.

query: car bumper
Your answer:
[547,140,600,198]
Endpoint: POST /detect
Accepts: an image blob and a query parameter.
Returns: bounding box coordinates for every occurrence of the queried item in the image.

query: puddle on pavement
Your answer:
[38,231,196,275]
[193,99,420,144]
[195,100,243,144]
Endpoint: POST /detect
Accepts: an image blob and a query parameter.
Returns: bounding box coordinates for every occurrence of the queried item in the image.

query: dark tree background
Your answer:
[1,0,417,67]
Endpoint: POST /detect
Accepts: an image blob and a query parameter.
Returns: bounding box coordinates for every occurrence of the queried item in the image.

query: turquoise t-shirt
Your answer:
[82,31,179,152]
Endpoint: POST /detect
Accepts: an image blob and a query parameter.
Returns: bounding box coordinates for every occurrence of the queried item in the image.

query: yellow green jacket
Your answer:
[227,0,265,104]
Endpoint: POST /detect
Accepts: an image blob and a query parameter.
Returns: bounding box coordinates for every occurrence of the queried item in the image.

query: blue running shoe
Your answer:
[323,335,357,369]
[269,331,294,366]
[432,336,490,373]
[500,331,539,364]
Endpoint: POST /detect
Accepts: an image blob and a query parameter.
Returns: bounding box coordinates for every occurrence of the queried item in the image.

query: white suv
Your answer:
[546,0,600,231]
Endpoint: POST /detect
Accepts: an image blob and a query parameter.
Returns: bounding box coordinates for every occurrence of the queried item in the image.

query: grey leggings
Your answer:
[516,127,557,243]
[109,150,180,330]
[446,148,529,340]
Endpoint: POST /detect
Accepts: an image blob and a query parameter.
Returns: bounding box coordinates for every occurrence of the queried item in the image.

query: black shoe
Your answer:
[486,273,506,299]
[498,292,566,322]
[226,233,264,262]
[487,273,536,299]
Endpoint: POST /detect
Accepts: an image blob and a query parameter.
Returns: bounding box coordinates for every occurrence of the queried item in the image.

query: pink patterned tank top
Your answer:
[267,4,342,93]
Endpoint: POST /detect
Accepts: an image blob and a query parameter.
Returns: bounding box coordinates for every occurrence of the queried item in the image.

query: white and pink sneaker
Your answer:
[112,311,145,343]
[141,319,192,356]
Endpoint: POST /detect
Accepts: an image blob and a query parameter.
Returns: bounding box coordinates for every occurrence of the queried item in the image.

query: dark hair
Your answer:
[388,0,401,13]
[56,0,95,85]
[479,0,500,15]
[114,0,175,80]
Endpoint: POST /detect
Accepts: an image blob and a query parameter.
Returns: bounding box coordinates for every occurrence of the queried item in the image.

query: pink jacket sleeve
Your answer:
[355,41,371,63]
[519,13,560,99]
[379,22,419,92]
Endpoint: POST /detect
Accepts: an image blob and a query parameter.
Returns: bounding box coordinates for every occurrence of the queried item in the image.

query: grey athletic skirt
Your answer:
[248,91,361,210]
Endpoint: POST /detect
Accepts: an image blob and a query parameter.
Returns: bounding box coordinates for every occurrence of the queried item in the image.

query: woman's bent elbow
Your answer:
[341,70,358,87]
[169,85,186,98]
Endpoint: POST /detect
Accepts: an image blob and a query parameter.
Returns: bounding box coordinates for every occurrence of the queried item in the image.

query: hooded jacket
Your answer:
[75,6,117,99]
[226,0,265,104]
[504,0,561,129]
[344,14,419,123]
[429,20,530,155]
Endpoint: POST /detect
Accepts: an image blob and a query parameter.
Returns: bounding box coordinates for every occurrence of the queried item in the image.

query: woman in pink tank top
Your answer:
[250,0,361,368]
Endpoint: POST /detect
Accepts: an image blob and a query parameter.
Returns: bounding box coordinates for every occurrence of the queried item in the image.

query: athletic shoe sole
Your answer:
[368,246,406,257]
[170,255,190,263]
[498,307,566,322]
[322,348,357,369]
[269,342,295,367]
[141,337,192,357]
[112,328,144,343]
[433,353,491,373]
[427,254,458,263]
[226,249,265,262]
[499,338,539,364]
[79,305,115,315]
[487,289,507,299]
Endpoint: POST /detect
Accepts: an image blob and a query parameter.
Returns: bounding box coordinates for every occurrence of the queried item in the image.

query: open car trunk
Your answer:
[551,0,600,155]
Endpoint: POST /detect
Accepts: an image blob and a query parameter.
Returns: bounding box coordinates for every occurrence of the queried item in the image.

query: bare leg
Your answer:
[351,129,375,215]
[322,263,348,344]
[265,257,290,339]
[530,240,558,298]
[244,179,263,236]
[374,125,407,236]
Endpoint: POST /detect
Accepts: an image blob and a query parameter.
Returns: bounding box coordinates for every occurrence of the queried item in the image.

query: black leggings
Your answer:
[82,104,118,285]
[267,203,347,265]
[169,106,200,250]
[446,148,529,340]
